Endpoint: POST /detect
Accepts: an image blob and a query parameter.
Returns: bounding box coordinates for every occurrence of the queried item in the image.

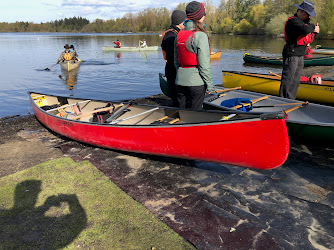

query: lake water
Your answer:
[1,32,333,118]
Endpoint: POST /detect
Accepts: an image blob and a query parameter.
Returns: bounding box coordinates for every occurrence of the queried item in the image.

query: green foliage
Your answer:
[233,19,253,34]
[265,13,289,36]
[249,4,268,31]
[221,17,234,33]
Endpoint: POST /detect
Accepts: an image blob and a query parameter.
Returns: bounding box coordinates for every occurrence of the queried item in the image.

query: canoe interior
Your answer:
[205,88,334,127]
[30,93,260,126]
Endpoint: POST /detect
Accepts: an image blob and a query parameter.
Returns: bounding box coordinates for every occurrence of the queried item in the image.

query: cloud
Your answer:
[41,0,188,21]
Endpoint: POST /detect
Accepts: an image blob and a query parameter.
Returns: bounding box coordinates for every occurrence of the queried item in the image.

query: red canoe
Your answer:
[29,92,289,170]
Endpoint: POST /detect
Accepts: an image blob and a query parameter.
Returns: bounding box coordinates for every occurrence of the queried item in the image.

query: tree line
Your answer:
[0,0,332,38]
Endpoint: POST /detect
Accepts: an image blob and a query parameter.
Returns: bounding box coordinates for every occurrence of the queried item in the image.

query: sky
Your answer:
[0,0,221,23]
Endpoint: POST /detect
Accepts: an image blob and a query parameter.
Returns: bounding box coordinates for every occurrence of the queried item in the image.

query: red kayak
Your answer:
[29,92,289,169]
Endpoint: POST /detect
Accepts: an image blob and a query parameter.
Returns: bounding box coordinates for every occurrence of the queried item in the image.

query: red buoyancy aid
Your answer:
[304,46,313,59]
[113,41,121,48]
[176,29,198,68]
[300,74,322,84]
[284,16,315,46]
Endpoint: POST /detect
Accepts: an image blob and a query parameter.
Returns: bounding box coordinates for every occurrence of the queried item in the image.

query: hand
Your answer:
[314,23,320,33]
[206,90,211,95]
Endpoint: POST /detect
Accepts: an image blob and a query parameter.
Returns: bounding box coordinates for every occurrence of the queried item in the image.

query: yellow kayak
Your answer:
[222,71,334,105]
[210,51,221,60]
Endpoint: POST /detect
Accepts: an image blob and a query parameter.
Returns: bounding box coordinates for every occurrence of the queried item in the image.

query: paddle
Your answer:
[283,101,309,114]
[106,104,131,122]
[269,71,281,79]
[214,86,241,94]
[252,101,307,109]
[73,103,124,120]
[231,96,269,110]
[45,63,58,71]
[206,86,241,102]
[220,114,236,121]
[110,107,159,124]
[156,111,178,122]
[46,100,91,112]
[206,94,226,102]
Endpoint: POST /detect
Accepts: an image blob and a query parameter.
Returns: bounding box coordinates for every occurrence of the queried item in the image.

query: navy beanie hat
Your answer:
[171,10,187,25]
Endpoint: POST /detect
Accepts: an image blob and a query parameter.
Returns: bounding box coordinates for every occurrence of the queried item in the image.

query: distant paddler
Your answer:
[56,44,79,64]
[113,39,121,48]
[139,39,147,48]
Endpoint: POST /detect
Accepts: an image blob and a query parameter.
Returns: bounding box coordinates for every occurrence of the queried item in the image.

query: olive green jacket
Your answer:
[174,21,214,92]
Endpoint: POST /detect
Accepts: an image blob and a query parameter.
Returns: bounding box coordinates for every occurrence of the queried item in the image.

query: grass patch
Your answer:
[0,157,194,249]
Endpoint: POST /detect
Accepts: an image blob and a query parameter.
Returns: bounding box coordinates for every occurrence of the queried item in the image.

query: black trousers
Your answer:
[176,85,206,110]
[279,55,304,99]
[166,77,178,107]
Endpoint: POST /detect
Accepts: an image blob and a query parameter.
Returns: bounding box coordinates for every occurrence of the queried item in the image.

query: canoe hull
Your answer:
[30,93,289,170]
[159,73,171,97]
[60,60,81,72]
[243,53,334,66]
[222,71,334,105]
[102,46,158,52]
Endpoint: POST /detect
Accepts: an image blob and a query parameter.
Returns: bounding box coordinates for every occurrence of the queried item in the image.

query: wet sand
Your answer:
[1,92,334,249]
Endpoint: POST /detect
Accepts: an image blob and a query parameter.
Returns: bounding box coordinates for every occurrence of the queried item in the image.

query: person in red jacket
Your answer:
[113,39,121,48]
[279,0,319,99]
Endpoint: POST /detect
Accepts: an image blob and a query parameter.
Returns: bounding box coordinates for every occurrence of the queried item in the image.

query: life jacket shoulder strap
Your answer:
[161,28,178,39]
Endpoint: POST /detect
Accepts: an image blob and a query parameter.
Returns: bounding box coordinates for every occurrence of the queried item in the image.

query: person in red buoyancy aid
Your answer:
[279,0,319,99]
[174,1,214,110]
[304,45,313,59]
[113,39,121,48]
[161,10,187,107]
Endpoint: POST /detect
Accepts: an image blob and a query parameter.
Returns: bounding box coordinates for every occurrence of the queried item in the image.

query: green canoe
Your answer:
[159,73,171,97]
[243,53,334,66]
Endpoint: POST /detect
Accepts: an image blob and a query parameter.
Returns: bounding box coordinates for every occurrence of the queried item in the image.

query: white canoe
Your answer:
[60,59,81,72]
[313,46,334,55]
[312,49,334,55]
[102,46,159,52]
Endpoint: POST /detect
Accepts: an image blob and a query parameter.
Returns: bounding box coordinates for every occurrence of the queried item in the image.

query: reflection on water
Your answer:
[0,32,333,117]
[58,68,79,94]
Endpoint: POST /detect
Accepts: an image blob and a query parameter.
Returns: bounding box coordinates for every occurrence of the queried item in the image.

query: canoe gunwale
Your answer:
[29,91,275,128]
